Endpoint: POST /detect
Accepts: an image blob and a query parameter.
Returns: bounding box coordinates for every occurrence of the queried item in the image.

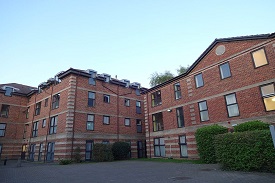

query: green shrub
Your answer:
[93,143,114,162]
[112,142,130,160]
[74,146,81,163]
[195,124,228,163]
[59,159,72,165]
[234,120,269,132]
[215,130,275,172]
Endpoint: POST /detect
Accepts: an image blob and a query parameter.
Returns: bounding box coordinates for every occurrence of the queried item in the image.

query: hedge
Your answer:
[234,120,269,132]
[215,130,275,172]
[195,124,228,163]
[112,142,130,160]
[93,144,114,162]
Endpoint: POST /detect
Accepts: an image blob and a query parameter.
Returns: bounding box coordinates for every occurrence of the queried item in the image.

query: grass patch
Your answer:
[132,158,204,164]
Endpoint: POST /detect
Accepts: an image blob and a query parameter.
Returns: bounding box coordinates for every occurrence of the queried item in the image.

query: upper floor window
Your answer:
[42,119,46,128]
[219,62,231,79]
[52,94,60,109]
[176,107,184,128]
[152,112,164,131]
[26,107,29,119]
[225,93,240,117]
[174,83,181,100]
[0,123,6,137]
[136,119,142,133]
[103,95,110,103]
[198,101,209,122]
[136,101,141,114]
[32,121,39,137]
[49,116,58,134]
[260,83,275,111]
[124,118,130,126]
[4,87,13,96]
[125,99,130,106]
[195,73,204,88]
[35,102,41,115]
[1,104,10,118]
[251,48,268,68]
[45,98,49,107]
[88,92,95,107]
[103,116,110,125]
[87,114,94,130]
[151,91,162,107]
[89,71,97,85]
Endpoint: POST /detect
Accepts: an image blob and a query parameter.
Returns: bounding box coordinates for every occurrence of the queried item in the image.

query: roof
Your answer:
[144,32,275,93]
[0,83,36,96]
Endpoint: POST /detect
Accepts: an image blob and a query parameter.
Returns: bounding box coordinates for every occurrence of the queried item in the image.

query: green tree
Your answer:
[149,71,174,87]
[177,65,189,75]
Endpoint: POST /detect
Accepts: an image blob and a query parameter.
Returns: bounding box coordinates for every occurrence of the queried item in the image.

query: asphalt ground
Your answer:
[1,160,275,183]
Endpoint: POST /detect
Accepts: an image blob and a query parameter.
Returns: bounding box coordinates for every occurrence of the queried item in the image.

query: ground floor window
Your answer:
[179,136,188,157]
[46,142,55,162]
[38,143,43,161]
[0,144,2,159]
[85,140,94,161]
[29,144,36,161]
[154,138,165,157]
[260,83,275,111]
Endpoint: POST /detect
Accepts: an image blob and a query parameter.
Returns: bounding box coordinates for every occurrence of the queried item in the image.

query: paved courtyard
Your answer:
[0,160,275,183]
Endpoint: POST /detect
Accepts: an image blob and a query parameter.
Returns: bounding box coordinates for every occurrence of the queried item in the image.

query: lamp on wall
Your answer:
[167,109,172,112]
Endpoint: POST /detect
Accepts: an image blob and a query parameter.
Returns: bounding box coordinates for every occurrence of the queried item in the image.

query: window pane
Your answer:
[199,101,207,110]
[180,145,188,157]
[252,49,268,67]
[87,122,94,130]
[0,124,6,129]
[200,111,209,121]
[85,152,91,160]
[87,115,94,121]
[154,138,159,145]
[195,74,204,88]
[159,138,165,145]
[226,94,236,105]
[160,146,166,156]
[89,92,95,99]
[261,84,275,96]
[220,63,231,79]
[180,136,186,143]
[263,97,275,111]
[228,104,240,117]
[154,147,160,156]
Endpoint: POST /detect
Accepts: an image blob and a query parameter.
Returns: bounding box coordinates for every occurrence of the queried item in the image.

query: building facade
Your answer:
[0,68,146,161]
[144,33,275,159]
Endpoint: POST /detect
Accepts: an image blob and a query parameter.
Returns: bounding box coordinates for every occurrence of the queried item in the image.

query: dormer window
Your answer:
[5,87,13,96]
[103,74,111,82]
[89,70,97,85]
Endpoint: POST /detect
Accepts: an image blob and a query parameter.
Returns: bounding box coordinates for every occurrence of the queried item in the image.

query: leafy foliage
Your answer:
[195,125,228,163]
[93,144,114,162]
[177,65,189,75]
[59,159,72,165]
[215,130,275,172]
[234,120,269,132]
[149,71,174,87]
[74,146,82,163]
[112,142,131,160]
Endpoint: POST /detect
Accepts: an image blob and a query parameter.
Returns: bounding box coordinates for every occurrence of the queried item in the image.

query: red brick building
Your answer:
[0,68,146,161]
[144,33,275,159]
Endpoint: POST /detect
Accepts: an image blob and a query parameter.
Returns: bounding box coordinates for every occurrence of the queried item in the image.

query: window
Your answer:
[49,116,58,134]
[32,121,39,137]
[35,102,41,115]
[136,101,141,114]
[103,95,110,103]
[103,116,110,125]
[136,89,141,96]
[174,83,181,100]
[102,140,109,144]
[136,119,142,133]
[219,62,231,79]
[52,94,60,109]
[87,114,94,130]
[29,144,36,161]
[42,119,46,128]
[38,143,43,161]
[125,118,130,126]
[89,71,96,85]
[251,48,268,68]
[198,101,209,121]
[88,92,95,107]
[152,112,164,131]
[45,98,48,107]
[154,138,165,157]
[125,99,130,106]
[0,144,2,158]
[23,124,28,139]
[260,83,275,111]
[176,107,184,128]
[179,136,188,157]
[46,142,55,162]
[4,87,13,96]
[225,93,240,117]
[85,140,94,160]
[151,91,162,107]
[26,107,29,119]
[1,105,10,118]
[195,73,204,88]
[0,123,6,137]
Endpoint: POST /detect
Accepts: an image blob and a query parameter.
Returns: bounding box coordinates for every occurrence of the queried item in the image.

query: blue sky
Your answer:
[0,1,274,88]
